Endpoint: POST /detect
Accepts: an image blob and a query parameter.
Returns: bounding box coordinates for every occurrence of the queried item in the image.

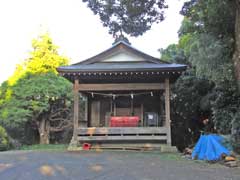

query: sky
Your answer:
[0,0,185,84]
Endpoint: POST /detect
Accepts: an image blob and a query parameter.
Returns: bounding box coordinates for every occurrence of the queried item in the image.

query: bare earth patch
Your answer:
[39,165,55,176]
[39,164,67,176]
[0,163,12,172]
[90,164,103,172]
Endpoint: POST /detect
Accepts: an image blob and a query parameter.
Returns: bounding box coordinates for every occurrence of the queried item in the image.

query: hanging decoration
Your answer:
[131,93,134,99]
[86,91,155,99]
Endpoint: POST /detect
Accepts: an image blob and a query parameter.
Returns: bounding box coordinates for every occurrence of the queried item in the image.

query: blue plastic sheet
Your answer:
[192,134,230,161]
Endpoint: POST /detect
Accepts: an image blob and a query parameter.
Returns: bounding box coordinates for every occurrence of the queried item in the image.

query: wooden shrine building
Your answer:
[57,40,187,148]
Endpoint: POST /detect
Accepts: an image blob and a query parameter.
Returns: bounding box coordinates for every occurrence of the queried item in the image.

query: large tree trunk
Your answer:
[233,0,240,90]
[38,118,50,144]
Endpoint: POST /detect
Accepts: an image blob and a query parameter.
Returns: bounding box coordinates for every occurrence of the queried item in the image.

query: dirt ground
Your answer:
[0,151,239,180]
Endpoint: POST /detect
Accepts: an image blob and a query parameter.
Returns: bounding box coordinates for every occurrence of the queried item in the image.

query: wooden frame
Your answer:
[72,79,172,145]
[76,83,165,91]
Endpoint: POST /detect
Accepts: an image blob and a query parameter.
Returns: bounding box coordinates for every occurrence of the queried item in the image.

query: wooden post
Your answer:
[73,79,79,141]
[130,98,134,115]
[84,95,88,127]
[165,78,171,145]
[141,103,144,127]
[110,98,113,115]
[113,101,116,116]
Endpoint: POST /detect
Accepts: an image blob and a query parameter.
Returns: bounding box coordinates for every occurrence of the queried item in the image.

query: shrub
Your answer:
[0,125,9,151]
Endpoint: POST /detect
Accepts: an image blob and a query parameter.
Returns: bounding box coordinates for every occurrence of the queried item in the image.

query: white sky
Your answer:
[0,0,185,84]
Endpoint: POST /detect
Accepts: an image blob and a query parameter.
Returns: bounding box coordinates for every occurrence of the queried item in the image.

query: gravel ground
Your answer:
[0,150,239,180]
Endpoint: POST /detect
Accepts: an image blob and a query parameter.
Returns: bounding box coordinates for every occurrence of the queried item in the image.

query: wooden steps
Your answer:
[87,143,172,152]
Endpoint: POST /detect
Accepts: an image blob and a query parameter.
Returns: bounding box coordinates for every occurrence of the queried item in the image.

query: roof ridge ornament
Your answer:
[112,34,131,46]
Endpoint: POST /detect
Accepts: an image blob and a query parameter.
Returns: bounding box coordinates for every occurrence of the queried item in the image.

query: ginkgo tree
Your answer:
[0,33,72,144]
[8,33,69,85]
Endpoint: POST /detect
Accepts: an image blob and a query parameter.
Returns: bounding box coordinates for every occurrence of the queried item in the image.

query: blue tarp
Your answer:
[192,134,230,161]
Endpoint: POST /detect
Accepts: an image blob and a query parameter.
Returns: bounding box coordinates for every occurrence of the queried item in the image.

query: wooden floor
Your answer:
[76,127,168,143]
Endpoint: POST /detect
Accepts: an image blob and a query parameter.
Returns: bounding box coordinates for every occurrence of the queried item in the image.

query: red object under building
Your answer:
[110,116,140,127]
[82,143,91,150]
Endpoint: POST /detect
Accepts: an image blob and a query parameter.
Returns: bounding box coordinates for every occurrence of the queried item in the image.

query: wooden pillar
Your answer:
[140,103,144,127]
[73,79,79,141]
[165,78,171,145]
[130,98,134,115]
[84,95,88,127]
[113,101,116,116]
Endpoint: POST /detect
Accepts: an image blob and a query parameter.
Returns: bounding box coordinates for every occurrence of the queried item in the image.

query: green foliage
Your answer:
[160,44,188,65]
[1,73,72,128]
[161,0,240,151]
[171,73,213,150]
[178,18,198,37]
[0,33,72,144]
[160,44,178,62]
[0,125,9,151]
[172,74,213,121]
[188,34,234,83]
[20,144,68,151]
[82,0,167,38]
[178,33,195,58]
[231,111,240,153]
[211,81,240,134]
[180,0,235,37]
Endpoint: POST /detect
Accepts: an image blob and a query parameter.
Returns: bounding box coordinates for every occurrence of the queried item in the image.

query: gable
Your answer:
[76,41,166,65]
[99,49,147,63]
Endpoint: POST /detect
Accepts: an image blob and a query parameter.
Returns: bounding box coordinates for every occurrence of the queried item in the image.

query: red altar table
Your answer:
[110,116,140,127]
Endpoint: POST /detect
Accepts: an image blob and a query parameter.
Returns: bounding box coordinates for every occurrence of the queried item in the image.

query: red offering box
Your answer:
[110,116,139,127]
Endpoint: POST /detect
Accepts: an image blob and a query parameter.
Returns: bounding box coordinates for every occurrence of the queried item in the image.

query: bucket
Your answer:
[83,143,91,150]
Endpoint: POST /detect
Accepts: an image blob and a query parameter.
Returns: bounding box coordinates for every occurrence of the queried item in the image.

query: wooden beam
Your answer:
[77,127,168,135]
[77,83,165,91]
[73,79,79,141]
[165,78,171,145]
[77,136,167,141]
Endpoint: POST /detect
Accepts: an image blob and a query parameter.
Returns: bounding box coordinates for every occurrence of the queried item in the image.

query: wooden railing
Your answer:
[77,127,168,142]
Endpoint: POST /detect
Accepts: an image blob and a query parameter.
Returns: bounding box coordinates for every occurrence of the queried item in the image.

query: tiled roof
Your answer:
[57,62,187,72]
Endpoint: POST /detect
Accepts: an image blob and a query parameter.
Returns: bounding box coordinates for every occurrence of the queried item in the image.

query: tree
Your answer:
[180,0,235,37]
[180,0,239,88]
[160,0,240,151]
[26,34,69,74]
[1,73,72,144]
[82,0,167,38]
[233,0,240,90]
[159,44,188,65]
[171,73,213,150]
[8,33,69,85]
[0,33,72,144]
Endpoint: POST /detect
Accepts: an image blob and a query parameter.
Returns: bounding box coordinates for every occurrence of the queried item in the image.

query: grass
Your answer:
[20,144,68,151]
